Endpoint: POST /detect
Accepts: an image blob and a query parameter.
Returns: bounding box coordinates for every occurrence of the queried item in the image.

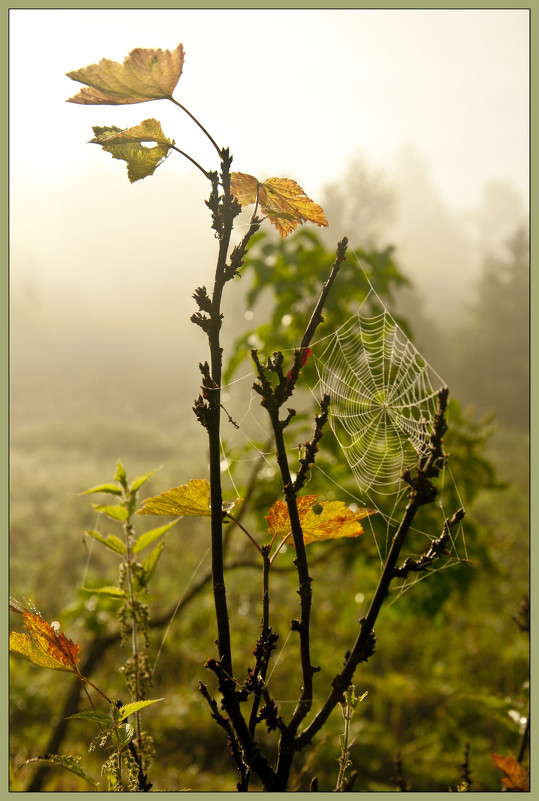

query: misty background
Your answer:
[10,7,529,555]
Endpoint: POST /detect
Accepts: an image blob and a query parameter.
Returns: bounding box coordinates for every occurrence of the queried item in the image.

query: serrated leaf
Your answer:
[10,610,80,673]
[92,503,129,522]
[66,43,184,104]
[140,540,166,586]
[68,709,114,725]
[133,519,179,554]
[137,478,242,517]
[90,120,172,184]
[230,172,328,238]
[117,698,164,721]
[91,118,172,147]
[115,459,127,483]
[81,585,126,598]
[266,495,376,546]
[130,467,161,494]
[85,530,127,555]
[229,172,259,206]
[21,755,99,788]
[79,483,122,496]
[107,141,170,183]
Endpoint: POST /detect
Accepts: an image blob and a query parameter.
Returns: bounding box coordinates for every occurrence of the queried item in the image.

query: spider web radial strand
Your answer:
[313,292,445,500]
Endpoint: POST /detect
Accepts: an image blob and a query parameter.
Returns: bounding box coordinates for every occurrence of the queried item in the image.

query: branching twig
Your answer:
[296,388,461,752]
[392,507,467,577]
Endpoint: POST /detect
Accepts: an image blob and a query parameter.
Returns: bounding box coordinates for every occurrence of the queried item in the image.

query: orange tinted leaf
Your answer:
[266,495,375,546]
[260,178,328,237]
[230,172,259,207]
[66,44,185,104]
[10,609,80,673]
[230,173,328,237]
[137,478,241,517]
[300,501,375,545]
[492,754,530,791]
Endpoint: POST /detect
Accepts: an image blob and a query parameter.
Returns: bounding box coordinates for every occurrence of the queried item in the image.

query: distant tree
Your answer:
[474,182,528,257]
[451,228,529,426]
[321,152,396,249]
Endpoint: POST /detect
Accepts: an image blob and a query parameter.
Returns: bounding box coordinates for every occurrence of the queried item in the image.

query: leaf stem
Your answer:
[170,145,213,179]
[169,96,222,156]
[226,513,262,553]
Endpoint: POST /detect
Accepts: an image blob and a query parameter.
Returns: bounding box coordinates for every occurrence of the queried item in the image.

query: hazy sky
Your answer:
[9,7,529,378]
[10,8,529,209]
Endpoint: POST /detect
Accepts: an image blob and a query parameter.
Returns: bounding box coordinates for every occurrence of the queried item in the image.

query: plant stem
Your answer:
[204,151,239,678]
[119,498,144,747]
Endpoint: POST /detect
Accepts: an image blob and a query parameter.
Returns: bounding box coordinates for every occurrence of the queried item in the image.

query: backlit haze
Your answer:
[10,8,529,431]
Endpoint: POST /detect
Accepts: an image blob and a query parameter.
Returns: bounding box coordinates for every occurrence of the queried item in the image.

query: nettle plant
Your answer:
[10,42,486,792]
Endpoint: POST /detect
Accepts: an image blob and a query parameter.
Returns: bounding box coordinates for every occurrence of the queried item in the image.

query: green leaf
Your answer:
[79,483,122,496]
[117,698,164,721]
[130,467,161,494]
[81,585,126,598]
[111,723,135,750]
[133,519,179,554]
[137,478,242,517]
[85,530,127,555]
[92,503,129,522]
[115,460,127,485]
[21,755,99,788]
[141,540,166,585]
[68,709,114,726]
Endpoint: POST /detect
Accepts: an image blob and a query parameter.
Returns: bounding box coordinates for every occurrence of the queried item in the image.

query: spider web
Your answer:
[215,275,468,598]
[312,286,446,505]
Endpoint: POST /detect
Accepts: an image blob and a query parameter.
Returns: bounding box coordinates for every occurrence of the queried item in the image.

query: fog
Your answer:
[10,8,529,437]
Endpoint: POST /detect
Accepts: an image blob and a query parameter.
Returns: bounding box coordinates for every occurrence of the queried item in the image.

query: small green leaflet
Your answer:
[138,540,166,587]
[81,585,126,598]
[117,698,164,721]
[133,519,179,554]
[130,467,161,494]
[92,503,129,522]
[85,530,126,555]
[79,483,122,496]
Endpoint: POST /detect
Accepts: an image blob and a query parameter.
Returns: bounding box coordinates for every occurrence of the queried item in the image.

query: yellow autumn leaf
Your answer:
[90,118,173,147]
[266,495,376,546]
[66,43,185,105]
[230,172,328,237]
[137,478,242,517]
[10,609,80,673]
[229,172,259,207]
[89,120,174,183]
